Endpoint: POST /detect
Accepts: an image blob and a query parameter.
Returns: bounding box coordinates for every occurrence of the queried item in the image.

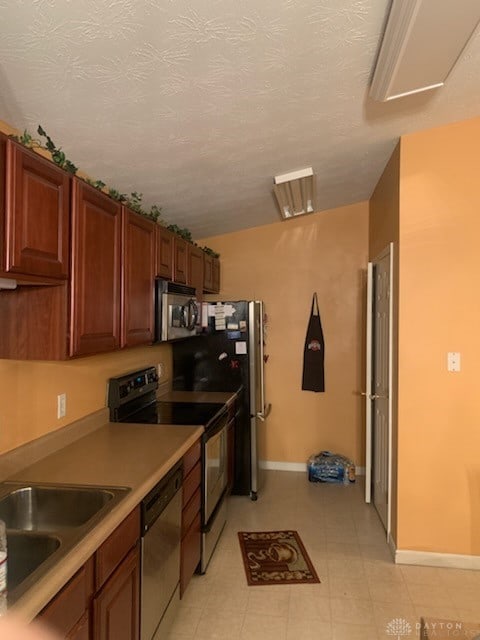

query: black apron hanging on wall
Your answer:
[302,293,325,392]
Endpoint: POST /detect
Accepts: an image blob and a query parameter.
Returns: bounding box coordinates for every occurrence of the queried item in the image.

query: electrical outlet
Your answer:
[157,363,165,379]
[57,393,66,419]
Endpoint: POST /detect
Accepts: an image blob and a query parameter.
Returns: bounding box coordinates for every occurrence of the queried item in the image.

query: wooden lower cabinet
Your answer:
[37,508,140,640]
[37,559,94,638]
[69,612,91,640]
[93,545,140,640]
[180,440,202,597]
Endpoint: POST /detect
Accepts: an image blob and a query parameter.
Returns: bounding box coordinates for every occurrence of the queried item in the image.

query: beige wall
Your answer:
[397,117,480,555]
[0,345,172,454]
[369,143,400,544]
[201,202,369,465]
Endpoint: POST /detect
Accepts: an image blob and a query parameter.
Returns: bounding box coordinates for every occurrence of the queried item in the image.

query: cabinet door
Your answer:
[180,513,201,597]
[173,237,188,284]
[212,258,220,293]
[93,545,140,640]
[187,245,204,301]
[37,559,94,638]
[156,226,174,280]
[122,209,155,348]
[203,255,220,294]
[3,139,70,279]
[70,179,122,357]
[203,254,213,291]
[68,612,90,640]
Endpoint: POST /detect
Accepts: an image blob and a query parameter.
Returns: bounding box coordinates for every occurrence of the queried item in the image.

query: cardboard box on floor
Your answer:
[421,617,480,639]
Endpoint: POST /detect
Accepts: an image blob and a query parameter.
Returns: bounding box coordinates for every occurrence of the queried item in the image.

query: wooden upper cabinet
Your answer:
[1,138,70,279]
[203,254,213,291]
[70,179,122,357]
[156,225,174,280]
[173,237,188,284]
[203,255,220,294]
[122,208,156,348]
[187,245,204,300]
[212,257,220,293]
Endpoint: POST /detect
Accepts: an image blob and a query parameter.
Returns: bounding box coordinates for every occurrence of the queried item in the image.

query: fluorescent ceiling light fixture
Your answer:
[370,0,480,102]
[273,167,316,220]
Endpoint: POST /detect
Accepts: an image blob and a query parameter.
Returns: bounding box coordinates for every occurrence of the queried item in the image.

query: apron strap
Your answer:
[311,293,320,316]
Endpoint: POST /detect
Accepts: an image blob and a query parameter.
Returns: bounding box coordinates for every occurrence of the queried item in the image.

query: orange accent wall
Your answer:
[0,345,172,454]
[397,117,480,555]
[201,202,369,465]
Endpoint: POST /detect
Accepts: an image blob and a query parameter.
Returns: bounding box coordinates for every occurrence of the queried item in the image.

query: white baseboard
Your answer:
[260,460,306,472]
[395,549,480,570]
[259,461,366,475]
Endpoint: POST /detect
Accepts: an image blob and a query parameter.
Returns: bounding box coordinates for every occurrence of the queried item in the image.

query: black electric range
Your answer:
[120,400,225,427]
[107,367,226,431]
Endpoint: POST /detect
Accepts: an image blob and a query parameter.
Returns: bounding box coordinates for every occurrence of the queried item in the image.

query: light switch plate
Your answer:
[57,393,66,419]
[447,352,461,372]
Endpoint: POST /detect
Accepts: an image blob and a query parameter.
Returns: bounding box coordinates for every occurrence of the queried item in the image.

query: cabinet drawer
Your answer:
[183,440,201,478]
[95,507,140,590]
[38,558,94,636]
[182,486,201,536]
[180,513,201,597]
[183,461,201,507]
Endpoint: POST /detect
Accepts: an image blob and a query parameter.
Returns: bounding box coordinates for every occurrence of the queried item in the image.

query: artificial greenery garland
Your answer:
[10,125,219,255]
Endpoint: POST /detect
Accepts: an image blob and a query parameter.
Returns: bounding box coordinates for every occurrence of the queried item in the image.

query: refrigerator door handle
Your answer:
[256,403,272,422]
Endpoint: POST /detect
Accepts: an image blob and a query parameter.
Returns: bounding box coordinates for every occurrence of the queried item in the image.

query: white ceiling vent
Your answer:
[273,168,316,220]
[370,0,480,102]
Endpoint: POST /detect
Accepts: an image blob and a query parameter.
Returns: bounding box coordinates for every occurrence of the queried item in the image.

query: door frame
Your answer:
[365,243,394,537]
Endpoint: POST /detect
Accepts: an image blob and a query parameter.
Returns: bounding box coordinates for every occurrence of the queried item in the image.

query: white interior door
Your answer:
[365,263,373,504]
[365,244,393,534]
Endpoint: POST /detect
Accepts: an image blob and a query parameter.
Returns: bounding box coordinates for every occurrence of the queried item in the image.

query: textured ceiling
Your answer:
[1,1,479,239]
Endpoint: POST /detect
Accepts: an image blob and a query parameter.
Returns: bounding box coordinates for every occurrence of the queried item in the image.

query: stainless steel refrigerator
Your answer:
[172,300,270,500]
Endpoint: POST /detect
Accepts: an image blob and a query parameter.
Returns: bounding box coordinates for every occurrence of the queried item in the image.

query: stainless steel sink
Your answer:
[0,482,130,604]
[0,485,117,530]
[7,530,61,595]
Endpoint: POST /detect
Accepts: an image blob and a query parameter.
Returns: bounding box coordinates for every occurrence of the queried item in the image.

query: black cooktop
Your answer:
[124,401,225,427]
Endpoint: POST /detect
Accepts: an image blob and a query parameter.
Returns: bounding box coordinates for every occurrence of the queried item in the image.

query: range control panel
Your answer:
[107,366,158,411]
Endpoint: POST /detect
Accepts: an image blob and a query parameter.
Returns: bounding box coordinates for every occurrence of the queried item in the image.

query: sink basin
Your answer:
[0,485,116,530]
[6,530,61,595]
[0,482,130,604]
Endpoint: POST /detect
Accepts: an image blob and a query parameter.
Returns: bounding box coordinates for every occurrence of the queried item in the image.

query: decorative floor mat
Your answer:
[238,530,320,586]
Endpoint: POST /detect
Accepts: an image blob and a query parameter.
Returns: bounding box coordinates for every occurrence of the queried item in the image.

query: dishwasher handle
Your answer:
[141,462,183,534]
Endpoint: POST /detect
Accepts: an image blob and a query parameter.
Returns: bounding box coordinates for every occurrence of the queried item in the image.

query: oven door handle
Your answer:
[202,411,228,439]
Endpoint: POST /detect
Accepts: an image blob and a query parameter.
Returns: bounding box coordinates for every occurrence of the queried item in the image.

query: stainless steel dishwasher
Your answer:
[141,461,182,640]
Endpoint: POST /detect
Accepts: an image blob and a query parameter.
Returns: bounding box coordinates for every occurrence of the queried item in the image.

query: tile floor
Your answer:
[168,470,480,639]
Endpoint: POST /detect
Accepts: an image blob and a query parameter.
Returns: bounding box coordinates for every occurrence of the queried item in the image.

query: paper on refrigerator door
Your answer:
[235,341,247,354]
[214,303,226,330]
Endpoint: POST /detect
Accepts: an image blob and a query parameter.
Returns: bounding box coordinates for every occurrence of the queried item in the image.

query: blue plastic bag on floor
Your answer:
[307,450,355,483]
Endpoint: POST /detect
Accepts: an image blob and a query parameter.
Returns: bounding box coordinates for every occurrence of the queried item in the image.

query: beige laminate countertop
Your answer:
[6,421,203,621]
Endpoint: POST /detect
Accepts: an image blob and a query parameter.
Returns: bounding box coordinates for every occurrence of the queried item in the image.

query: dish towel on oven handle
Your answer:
[302,293,325,392]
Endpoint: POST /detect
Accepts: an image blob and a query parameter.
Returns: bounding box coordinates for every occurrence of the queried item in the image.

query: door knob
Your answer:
[360,392,387,400]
